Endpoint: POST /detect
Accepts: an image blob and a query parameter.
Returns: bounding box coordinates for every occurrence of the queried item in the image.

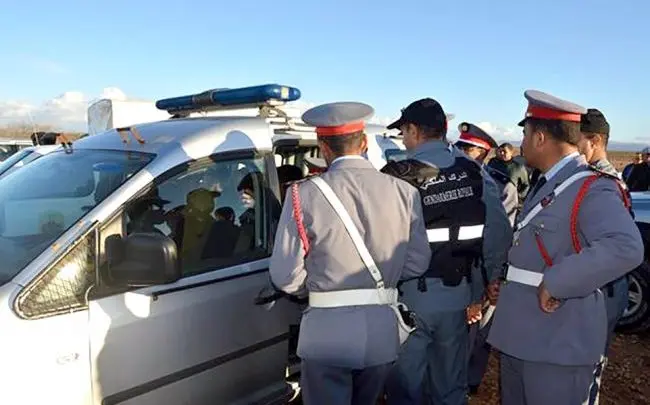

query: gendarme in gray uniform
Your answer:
[270,156,431,366]
[487,90,644,405]
[488,152,641,358]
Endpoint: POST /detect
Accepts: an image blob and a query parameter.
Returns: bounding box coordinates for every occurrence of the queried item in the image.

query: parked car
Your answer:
[616,191,650,334]
[0,144,61,179]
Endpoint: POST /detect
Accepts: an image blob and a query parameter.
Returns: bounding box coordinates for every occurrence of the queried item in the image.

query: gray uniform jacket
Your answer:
[399,141,512,308]
[269,156,432,369]
[488,153,644,366]
[485,165,519,227]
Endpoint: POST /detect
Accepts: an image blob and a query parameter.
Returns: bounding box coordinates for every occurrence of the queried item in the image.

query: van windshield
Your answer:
[0,149,154,286]
[0,149,33,177]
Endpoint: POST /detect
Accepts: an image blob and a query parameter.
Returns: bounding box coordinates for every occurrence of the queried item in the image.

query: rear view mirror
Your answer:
[105,232,181,287]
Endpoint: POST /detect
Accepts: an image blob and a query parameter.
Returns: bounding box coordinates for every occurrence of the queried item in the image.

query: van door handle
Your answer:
[56,353,80,365]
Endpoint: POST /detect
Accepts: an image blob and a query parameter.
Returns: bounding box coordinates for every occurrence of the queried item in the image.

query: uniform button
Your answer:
[540,223,545,229]
[514,240,520,246]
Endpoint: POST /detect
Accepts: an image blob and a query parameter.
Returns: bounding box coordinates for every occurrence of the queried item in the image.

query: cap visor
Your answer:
[517,118,526,127]
[387,118,403,130]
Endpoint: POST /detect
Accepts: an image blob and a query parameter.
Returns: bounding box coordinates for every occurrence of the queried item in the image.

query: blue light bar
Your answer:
[155,84,301,114]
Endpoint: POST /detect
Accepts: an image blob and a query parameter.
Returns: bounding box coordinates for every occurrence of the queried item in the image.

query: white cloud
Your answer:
[0,88,518,142]
[475,121,521,142]
[0,87,131,132]
[445,121,521,143]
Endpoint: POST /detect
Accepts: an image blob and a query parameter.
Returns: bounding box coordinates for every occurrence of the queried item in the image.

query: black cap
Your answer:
[387,98,447,131]
[580,108,610,135]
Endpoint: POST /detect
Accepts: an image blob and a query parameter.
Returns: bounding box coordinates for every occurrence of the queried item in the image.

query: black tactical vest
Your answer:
[382,157,486,286]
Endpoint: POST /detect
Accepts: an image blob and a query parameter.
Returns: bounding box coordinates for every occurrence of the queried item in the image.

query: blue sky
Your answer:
[0,1,648,142]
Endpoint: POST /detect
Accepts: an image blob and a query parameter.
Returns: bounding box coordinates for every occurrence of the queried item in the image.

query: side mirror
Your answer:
[105,232,181,287]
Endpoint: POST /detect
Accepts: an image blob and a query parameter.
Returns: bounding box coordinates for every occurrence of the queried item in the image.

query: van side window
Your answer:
[123,156,274,277]
[16,230,96,319]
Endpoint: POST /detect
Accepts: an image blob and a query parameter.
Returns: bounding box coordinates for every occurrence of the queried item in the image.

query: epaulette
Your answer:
[585,165,632,211]
[381,159,439,182]
[380,159,414,177]
[587,164,621,181]
[485,166,512,186]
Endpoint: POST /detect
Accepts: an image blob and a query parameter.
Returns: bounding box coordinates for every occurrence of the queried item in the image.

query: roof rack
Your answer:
[156,84,301,119]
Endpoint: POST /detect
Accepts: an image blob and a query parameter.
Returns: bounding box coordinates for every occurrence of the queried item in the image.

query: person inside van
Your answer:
[277,164,304,201]
[126,188,169,235]
[178,188,219,269]
[215,206,236,223]
[202,205,240,261]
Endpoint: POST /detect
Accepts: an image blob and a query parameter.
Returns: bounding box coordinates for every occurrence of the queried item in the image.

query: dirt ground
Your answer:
[608,151,639,171]
[468,332,650,405]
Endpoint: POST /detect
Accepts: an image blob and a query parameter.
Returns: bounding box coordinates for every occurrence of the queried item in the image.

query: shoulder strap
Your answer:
[309,176,385,289]
[516,171,594,232]
[570,172,634,253]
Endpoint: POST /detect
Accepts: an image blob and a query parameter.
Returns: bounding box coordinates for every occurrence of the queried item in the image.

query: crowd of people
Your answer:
[268,91,644,405]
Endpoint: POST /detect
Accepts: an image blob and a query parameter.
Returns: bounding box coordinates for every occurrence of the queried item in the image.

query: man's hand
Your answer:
[486,279,501,305]
[538,282,562,313]
[466,303,484,325]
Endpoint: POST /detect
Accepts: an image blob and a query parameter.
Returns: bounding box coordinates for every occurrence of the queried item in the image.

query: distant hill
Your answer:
[488,139,646,153]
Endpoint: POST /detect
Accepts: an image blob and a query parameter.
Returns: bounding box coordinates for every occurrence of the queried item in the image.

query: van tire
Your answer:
[616,261,650,334]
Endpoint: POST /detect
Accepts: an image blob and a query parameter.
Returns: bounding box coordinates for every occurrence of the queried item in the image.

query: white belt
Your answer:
[506,265,543,287]
[309,288,398,308]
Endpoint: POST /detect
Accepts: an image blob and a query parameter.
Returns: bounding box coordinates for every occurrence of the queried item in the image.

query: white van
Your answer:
[0,84,321,405]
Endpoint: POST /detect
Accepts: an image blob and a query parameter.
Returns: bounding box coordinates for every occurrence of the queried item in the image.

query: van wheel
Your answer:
[616,262,650,334]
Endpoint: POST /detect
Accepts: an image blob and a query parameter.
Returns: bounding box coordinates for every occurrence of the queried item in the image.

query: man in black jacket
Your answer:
[488,143,530,207]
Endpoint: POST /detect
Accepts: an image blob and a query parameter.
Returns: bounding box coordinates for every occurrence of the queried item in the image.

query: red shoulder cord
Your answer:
[291,183,310,256]
[534,173,630,266]
[534,232,554,267]
[570,174,631,254]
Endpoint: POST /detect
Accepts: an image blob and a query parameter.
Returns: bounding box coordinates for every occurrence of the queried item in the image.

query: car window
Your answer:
[121,155,275,277]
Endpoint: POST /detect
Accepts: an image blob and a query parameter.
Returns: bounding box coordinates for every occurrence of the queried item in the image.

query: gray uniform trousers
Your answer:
[500,354,595,405]
[467,309,494,389]
[384,280,469,405]
[301,360,393,405]
[588,275,629,405]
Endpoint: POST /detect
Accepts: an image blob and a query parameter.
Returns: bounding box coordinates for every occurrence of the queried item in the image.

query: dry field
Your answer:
[608,151,639,172]
[507,150,638,172]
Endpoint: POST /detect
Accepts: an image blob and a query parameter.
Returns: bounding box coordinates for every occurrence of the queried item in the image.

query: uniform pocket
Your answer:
[530,217,560,267]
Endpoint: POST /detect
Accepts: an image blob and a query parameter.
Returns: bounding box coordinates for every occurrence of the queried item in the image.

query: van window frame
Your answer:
[13,149,282,315]
[91,149,281,300]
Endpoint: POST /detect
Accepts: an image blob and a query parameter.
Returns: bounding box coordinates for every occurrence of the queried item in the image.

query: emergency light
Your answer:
[155,84,302,114]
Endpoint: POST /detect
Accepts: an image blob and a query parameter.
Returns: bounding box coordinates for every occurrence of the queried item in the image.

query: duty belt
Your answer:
[309,288,398,308]
[505,265,543,287]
